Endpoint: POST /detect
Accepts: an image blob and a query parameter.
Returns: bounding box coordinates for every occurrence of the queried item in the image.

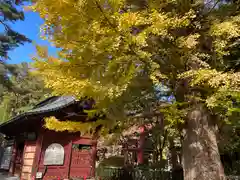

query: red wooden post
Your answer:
[137,125,145,164]
[31,128,44,177]
[91,140,97,177]
[67,140,73,179]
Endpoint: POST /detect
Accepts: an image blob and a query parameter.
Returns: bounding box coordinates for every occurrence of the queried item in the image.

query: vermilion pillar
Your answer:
[91,140,97,177]
[137,125,145,164]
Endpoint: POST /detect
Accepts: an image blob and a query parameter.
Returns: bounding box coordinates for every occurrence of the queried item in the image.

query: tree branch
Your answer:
[0,19,10,31]
[94,0,117,32]
[93,0,148,64]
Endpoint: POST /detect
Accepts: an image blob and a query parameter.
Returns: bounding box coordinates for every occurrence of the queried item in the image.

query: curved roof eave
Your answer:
[0,96,77,128]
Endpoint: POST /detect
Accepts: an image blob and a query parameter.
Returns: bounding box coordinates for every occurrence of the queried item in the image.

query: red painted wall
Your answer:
[32,130,96,180]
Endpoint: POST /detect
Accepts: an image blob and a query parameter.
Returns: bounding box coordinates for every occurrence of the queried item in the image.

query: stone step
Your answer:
[4,177,19,180]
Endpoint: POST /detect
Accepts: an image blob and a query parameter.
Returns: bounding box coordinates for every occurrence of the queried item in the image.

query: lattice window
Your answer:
[72,144,91,151]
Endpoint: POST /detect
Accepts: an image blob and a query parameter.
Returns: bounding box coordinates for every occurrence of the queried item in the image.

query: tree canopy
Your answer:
[31,0,240,132]
[30,0,240,179]
[0,62,50,123]
[0,0,31,91]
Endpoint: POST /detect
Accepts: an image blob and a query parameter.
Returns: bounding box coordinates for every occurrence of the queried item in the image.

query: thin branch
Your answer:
[93,0,147,64]
[94,0,117,32]
[0,19,10,31]
[207,0,221,14]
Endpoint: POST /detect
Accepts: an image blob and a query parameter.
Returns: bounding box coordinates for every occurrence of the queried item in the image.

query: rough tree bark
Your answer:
[182,104,225,180]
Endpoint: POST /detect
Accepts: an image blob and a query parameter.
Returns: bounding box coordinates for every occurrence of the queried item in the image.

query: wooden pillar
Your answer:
[67,140,73,179]
[91,140,97,177]
[9,140,17,176]
[31,129,44,178]
[137,125,145,164]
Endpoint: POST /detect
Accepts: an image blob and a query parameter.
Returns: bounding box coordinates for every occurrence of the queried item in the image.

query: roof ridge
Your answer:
[33,96,58,109]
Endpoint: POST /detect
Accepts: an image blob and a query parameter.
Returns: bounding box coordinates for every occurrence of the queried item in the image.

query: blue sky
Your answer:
[7,10,58,64]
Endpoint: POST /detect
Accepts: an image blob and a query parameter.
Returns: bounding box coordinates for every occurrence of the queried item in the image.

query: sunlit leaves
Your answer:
[211,15,240,58]
[177,33,200,49]
[44,116,115,136]
[179,69,240,116]
[31,0,240,135]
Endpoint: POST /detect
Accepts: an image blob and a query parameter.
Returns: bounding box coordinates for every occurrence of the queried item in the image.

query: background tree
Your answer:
[0,0,31,91]
[30,0,240,179]
[0,62,50,123]
[219,124,240,175]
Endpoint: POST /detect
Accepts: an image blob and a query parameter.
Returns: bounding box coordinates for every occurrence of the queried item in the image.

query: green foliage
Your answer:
[219,123,240,175]
[0,0,31,92]
[0,63,50,123]
[0,94,11,122]
[0,0,31,58]
[97,156,125,168]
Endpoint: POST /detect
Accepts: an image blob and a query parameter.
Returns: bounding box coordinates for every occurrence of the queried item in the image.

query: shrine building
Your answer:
[0,96,98,180]
[0,96,148,180]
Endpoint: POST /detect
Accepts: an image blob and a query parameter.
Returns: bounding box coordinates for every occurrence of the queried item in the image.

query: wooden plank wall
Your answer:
[21,141,37,180]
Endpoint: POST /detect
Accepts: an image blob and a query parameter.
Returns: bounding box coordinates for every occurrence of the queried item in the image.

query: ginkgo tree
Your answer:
[29,0,240,179]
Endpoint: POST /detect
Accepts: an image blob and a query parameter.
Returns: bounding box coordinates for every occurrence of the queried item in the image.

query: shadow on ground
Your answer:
[0,171,19,180]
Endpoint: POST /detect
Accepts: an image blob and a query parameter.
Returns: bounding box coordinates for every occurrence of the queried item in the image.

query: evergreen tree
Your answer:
[0,62,50,123]
[0,0,31,91]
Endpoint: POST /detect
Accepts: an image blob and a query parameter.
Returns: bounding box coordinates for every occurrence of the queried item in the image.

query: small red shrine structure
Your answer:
[0,96,148,180]
[0,96,97,180]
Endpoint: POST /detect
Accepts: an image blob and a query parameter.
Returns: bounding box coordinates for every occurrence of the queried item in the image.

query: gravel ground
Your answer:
[0,172,19,180]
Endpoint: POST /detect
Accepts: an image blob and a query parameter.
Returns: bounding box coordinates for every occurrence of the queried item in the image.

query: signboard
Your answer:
[43,143,64,165]
[36,172,43,179]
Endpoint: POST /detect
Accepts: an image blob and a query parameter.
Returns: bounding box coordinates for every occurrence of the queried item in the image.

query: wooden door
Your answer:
[14,142,25,177]
[70,144,93,179]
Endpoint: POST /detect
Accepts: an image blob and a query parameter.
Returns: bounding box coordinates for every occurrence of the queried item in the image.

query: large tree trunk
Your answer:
[182,104,225,180]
